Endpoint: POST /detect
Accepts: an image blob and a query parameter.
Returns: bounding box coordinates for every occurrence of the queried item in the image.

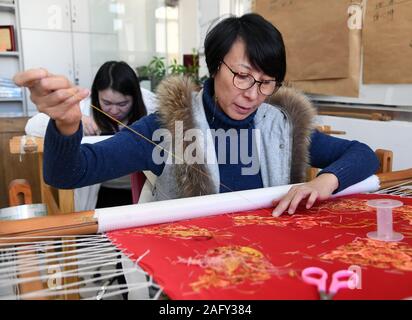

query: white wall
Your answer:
[197,0,251,77]
[179,0,199,55]
[116,0,156,68]
[117,0,200,67]
[316,116,412,171]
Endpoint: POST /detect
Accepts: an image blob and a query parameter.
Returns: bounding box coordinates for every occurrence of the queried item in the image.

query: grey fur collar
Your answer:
[156,76,316,197]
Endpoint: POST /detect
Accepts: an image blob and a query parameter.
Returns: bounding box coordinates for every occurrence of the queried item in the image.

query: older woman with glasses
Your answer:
[13,13,379,216]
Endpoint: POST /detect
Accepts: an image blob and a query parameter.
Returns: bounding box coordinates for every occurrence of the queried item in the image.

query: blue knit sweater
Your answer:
[43,79,379,193]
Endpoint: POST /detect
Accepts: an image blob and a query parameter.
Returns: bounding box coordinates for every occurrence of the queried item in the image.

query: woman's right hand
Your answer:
[82,115,101,136]
[13,68,90,136]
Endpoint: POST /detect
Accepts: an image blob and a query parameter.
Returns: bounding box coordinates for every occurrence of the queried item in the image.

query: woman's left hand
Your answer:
[272,173,339,217]
[82,115,101,136]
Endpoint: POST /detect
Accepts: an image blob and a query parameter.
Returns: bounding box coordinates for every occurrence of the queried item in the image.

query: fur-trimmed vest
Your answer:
[150,76,316,201]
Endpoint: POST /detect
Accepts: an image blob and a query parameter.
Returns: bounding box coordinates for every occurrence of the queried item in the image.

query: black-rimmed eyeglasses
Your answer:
[220,60,281,96]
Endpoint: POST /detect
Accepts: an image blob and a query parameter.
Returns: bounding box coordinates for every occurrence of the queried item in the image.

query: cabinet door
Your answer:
[89,33,120,71]
[21,29,74,112]
[73,33,120,90]
[72,33,92,89]
[21,30,74,79]
[71,0,117,34]
[70,0,90,33]
[19,0,72,31]
[89,0,118,34]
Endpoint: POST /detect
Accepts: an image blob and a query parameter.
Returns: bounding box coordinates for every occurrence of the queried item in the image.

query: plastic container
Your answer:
[367,199,404,242]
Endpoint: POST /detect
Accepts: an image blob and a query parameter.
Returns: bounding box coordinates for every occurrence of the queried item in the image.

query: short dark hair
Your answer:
[91,61,147,134]
[204,13,286,82]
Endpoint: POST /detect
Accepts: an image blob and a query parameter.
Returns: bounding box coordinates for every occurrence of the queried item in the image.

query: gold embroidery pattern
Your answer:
[233,213,375,230]
[396,206,412,225]
[320,238,412,272]
[233,198,411,231]
[233,214,333,229]
[310,199,412,224]
[400,226,412,239]
[308,199,373,214]
[178,246,279,292]
[115,225,232,240]
[327,219,376,229]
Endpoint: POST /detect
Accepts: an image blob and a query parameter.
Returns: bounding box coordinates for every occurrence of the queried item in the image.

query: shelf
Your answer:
[0,112,24,118]
[0,51,19,57]
[0,97,22,102]
[0,3,15,11]
[0,1,26,117]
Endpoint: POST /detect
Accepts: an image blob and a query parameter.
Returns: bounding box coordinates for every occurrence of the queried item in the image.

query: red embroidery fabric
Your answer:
[107,194,412,299]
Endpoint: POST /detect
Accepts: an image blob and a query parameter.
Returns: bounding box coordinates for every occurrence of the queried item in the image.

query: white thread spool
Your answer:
[367,199,404,242]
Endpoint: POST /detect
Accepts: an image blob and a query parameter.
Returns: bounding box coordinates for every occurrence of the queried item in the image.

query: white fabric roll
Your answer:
[95,175,381,233]
[330,175,380,198]
[96,184,294,233]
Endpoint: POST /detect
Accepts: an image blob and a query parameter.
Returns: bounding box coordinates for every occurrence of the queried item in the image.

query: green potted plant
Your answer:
[168,58,186,76]
[137,56,166,90]
[137,51,207,91]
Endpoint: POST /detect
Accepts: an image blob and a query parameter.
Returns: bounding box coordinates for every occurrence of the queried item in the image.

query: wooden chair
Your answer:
[8,179,33,207]
[375,149,393,174]
[307,125,393,181]
[307,149,394,182]
[9,136,73,216]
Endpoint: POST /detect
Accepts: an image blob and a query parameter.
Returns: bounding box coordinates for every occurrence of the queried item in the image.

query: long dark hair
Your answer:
[91,61,147,134]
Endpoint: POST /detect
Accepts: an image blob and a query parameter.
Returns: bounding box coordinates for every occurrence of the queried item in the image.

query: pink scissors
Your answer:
[301,267,356,300]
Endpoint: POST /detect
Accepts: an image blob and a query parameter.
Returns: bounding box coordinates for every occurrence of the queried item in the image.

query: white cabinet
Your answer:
[21,30,74,78]
[72,33,91,88]
[21,29,74,113]
[87,0,118,34]
[19,0,118,33]
[72,33,120,89]
[18,0,120,114]
[71,0,117,34]
[19,0,72,31]
[70,0,90,33]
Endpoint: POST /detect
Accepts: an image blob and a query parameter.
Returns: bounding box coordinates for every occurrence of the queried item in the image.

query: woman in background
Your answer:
[25,61,157,210]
